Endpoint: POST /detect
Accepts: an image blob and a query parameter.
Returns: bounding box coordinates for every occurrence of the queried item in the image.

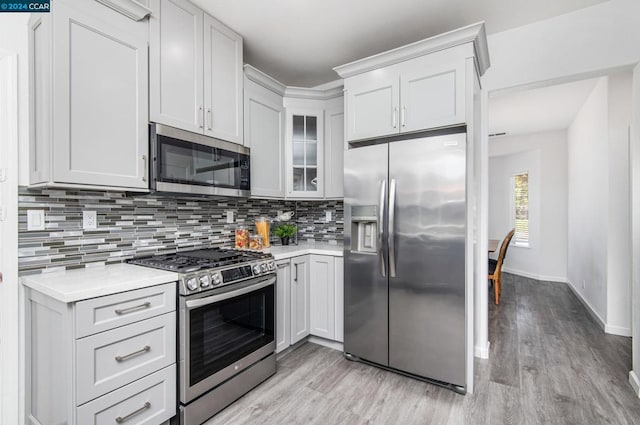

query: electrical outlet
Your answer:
[27,210,45,231]
[325,211,332,222]
[83,211,97,230]
[277,211,283,219]
[226,210,234,224]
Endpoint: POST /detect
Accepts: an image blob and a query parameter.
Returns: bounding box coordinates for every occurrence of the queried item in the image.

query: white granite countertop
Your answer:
[265,242,343,260]
[21,263,179,303]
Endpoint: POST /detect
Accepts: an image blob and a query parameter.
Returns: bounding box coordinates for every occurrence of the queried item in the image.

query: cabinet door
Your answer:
[309,255,335,340]
[275,260,291,353]
[204,14,244,144]
[345,70,399,141]
[244,79,285,198]
[324,98,344,198]
[334,257,344,343]
[51,1,149,188]
[287,109,324,198]
[399,52,466,132]
[290,256,310,344]
[150,0,204,134]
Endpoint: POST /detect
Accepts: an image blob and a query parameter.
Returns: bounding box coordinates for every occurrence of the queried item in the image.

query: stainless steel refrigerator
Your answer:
[344,131,467,392]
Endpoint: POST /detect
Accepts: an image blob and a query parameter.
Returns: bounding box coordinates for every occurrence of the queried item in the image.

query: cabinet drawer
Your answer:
[76,283,176,338]
[76,312,176,405]
[77,364,176,425]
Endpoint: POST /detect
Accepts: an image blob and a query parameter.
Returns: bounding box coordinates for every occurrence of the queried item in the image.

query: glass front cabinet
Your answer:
[286,109,324,198]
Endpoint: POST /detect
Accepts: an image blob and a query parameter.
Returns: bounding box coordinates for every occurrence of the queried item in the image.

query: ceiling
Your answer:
[192,0,608,87]
[488,78,599,137]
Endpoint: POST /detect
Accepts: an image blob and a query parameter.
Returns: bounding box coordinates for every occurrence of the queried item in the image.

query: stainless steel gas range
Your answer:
[130,248,277,425]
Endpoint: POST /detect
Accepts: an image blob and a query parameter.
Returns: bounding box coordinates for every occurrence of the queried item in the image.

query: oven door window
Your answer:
[157,135,249,190]
[189,284,274,387]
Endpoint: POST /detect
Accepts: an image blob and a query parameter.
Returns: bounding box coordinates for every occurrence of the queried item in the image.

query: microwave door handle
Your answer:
[185,276,275,309]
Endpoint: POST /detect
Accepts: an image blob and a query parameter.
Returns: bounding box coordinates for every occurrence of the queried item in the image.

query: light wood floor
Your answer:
[207,273,639,425]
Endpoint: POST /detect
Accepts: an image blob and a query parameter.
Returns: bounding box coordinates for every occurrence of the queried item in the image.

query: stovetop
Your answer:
[129,248,276,295]
[129,248,272,273]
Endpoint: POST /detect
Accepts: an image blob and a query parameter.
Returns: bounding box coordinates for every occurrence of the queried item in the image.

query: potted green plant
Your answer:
[274,223,297,245]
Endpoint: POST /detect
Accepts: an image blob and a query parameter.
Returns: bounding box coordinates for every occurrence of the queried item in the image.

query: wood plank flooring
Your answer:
[206,273,639,425]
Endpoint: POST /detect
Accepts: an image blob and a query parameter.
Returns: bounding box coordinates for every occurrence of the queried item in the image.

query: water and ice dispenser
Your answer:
[350,205,378,253]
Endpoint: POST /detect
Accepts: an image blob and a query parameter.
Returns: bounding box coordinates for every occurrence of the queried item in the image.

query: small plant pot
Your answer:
[281,236,290,245]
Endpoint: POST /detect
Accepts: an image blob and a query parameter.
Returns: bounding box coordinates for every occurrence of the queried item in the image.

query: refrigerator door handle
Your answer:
[389,178,397,277]
[378,179,387,277]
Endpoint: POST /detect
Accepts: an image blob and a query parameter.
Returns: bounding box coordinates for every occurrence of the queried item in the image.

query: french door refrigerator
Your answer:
[344,131,467,392]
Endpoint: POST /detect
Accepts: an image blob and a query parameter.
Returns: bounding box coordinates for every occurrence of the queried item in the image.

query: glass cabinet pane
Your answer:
[293,115,304,140]
[306,116,317,140]
[293,142,304,166]
[305,168,317,191]
[293,168,304,191]
[306,143,317,166]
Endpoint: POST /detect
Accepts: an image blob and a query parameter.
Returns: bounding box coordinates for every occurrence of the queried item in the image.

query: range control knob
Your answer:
[253,264,262,275]
[186,277,198,291]
[211,273,222,286]
[199,275,210,288]
[267,261,276,271]
[261,263,268,273]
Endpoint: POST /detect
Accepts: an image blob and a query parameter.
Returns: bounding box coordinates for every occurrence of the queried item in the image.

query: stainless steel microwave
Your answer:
[150,123,250,197]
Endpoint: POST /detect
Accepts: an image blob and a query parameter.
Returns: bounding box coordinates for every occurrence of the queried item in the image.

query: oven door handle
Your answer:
[185,276,276,309]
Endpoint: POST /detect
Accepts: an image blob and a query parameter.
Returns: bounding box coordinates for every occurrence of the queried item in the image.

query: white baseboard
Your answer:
[566,280,633,337]
[604,324,632,337]
[307,336,344,352]
[474,341,490,359]
[630,371,640,397]
[566,279,607,329]
[502,267,567,283]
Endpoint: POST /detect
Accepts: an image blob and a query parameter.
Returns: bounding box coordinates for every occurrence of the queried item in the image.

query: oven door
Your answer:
[179,275,275,403]
[150,123,250,197]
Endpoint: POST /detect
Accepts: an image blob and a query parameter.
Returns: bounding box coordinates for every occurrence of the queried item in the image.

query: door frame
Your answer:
[0,52,21,425]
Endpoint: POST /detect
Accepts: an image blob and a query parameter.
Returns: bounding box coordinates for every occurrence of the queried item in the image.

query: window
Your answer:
[512,172,529,247]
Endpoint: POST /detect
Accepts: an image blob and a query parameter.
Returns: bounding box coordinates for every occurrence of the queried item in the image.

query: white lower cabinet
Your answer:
[275,254,344,353]
[290,255,311,344]
[309,255,335,340]
[275,260,291,353]
[26,283,177,425]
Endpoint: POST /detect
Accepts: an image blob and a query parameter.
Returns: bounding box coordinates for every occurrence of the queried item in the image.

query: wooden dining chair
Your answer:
[489,228,515,305]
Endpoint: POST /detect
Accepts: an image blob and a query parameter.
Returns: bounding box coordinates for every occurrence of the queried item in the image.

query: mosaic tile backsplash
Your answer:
[18,188,343,275]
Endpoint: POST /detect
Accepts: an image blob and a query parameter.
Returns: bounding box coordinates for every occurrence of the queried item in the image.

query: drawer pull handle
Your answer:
[115,345,150,362]
[115,302,151,315]
[115,401,151,423]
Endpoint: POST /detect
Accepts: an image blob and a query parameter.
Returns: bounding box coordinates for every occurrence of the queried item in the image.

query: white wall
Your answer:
[630,64,640,397]
[567,77,609,322]
[479,0,640,367]
[606,72,633,335]
[484,0,640,93]
[489,130,568,282]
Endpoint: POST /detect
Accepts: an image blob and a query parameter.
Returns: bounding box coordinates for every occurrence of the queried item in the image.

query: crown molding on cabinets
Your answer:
[244,64,287,96]
[95,0,152,21]
[284,86,343,101]
[333,21,490,79]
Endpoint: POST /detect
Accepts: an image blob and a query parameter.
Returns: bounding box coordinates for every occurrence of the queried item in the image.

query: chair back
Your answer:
[495,228,515,271]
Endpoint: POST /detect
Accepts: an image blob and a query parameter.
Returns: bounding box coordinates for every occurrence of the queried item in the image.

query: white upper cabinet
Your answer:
[150,0,244,144]
[335,24,490,142]
[244,69,286,198]
[324,96,345,198]
[204,15,244,144]
[398,50,466,133]
[345,70,399,141]
[285,107,324,198]
[150,0,204,134]
[29,0,149,190]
